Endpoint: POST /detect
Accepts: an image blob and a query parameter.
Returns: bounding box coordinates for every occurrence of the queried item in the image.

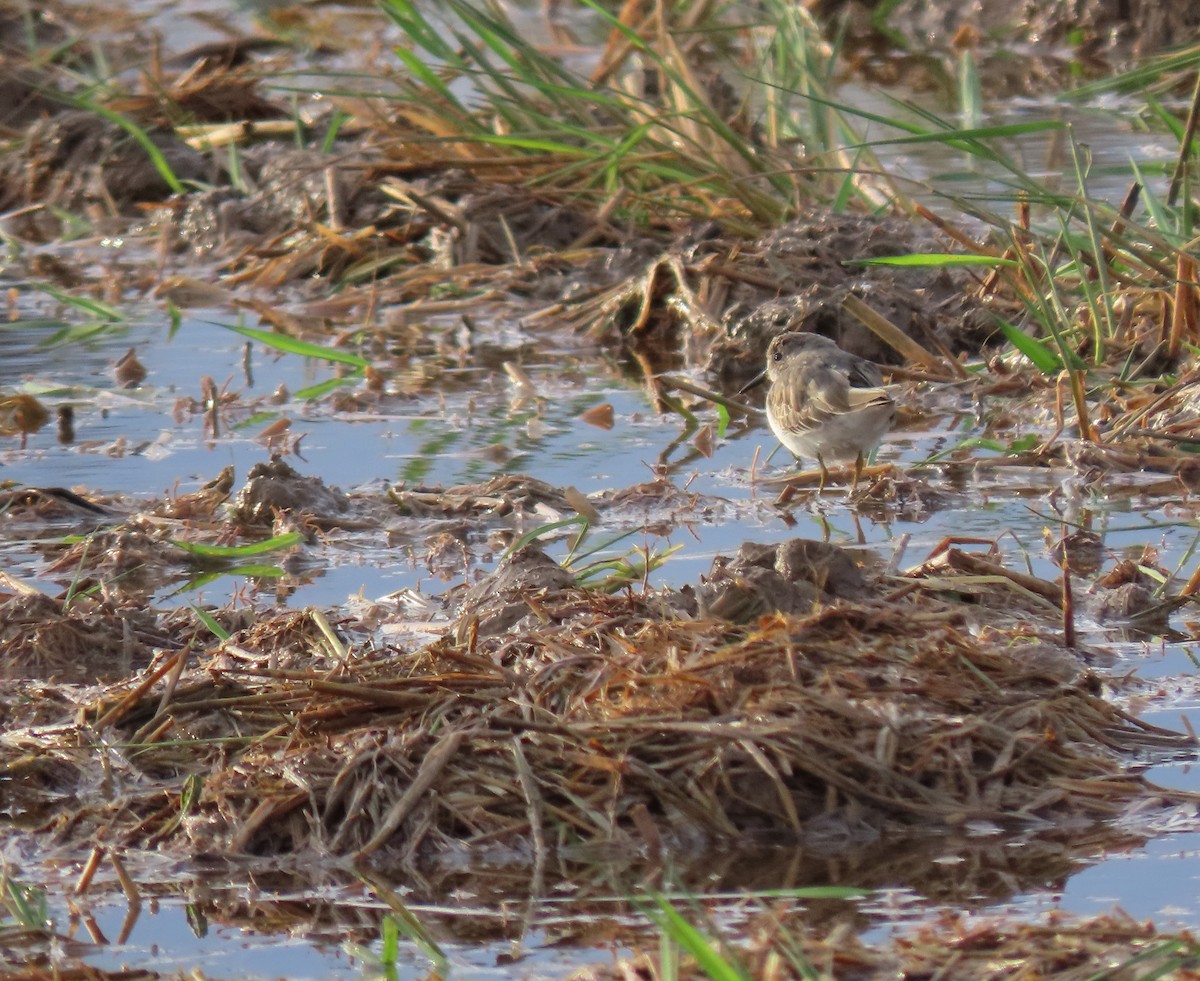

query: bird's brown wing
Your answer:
[771,362,893,431]
[770,363,851,431]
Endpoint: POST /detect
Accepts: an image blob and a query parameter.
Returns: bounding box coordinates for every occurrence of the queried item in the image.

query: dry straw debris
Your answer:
[2,542,1193,866]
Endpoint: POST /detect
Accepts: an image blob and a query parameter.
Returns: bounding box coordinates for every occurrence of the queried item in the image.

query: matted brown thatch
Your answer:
[4,566,1193,864]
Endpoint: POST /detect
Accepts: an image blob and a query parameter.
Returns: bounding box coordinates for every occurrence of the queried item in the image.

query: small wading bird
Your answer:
[741,331,896,491]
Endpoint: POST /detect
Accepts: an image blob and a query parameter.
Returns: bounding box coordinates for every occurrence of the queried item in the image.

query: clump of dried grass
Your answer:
[0,592,157,683]
[3,567,1192,864]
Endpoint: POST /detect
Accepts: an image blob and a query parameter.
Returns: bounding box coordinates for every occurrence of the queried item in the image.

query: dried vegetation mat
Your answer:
[2,543,1195,864]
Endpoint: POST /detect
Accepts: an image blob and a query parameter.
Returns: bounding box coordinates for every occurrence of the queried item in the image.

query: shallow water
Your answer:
[0,306,1126,603]
[7,304,1198,604]
[47,894,641,980]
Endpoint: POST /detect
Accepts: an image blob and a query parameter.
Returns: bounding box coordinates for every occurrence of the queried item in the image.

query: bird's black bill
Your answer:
[738,370,766,395]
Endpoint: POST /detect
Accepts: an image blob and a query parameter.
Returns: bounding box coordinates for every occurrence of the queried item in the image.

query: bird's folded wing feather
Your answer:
[774,366,845,429]
[845,385,895,410]
[773,365,893,431]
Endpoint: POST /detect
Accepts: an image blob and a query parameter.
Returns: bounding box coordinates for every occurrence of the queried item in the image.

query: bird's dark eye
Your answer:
[772,349,783,362]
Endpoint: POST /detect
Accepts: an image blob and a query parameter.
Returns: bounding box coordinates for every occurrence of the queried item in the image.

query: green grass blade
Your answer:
[566,526,641,569]
[190,604,232,641]
[848,253,1017,269]
[715,403,730,440]
[923,433,1041,464]
[171,531,303,561]
[213,321,370,367]
[1083,937,1195,980]
[379,915,400,967]
[1064,45,1200,101]
[997,318,1064,373]
[357,872,449,975]
[501,516,589,560]
[1130,159,1173,237]
[72,98,184,194]
[30,282,125,321]
[958,48,982,129]
[391,46,470,113]
[292,375,363,400]
[643,893,750,981]
[2,875,49,930]
[1146,96,1187,142]
[170,564,287,596]
[380,0,461,62]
